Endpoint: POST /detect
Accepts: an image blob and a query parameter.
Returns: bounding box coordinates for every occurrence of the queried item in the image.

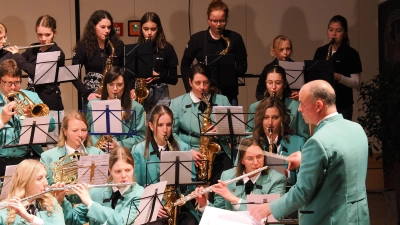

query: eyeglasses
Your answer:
[209,19,227,25]
[0,35,7,42]
[0,78,22,87]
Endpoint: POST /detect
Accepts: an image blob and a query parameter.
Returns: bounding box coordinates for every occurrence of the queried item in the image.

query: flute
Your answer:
[173,166,269,206]
[0,182,135,210]
[2,43,54,51]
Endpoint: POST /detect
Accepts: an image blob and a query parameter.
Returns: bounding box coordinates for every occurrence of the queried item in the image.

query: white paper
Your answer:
[77,154,109,184]
[200,206,263,225]
[247,194,280,223]
[134,181,167,225]
[34,51,61,85]
[211,106,246,135]
[279,61,305,89]
[18,116,50,145]
[160,151,193,185]
[58,65,80,82]
[0,165,18,200]
[91,100,122,133]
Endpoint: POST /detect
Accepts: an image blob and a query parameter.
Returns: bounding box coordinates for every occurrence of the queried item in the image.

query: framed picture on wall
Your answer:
[128,20,140,36]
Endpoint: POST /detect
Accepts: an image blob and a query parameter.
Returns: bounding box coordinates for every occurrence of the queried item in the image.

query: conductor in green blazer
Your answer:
[250,80,370,225]
[40,110,103,185]
[247,65,309,140]
[0,59,56,177]
[193,137,286,213]
[0,160,65,225]
[87,66,146,151]
[55,146,144,225]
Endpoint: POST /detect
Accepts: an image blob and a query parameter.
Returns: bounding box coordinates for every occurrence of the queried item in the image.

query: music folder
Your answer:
[124,42,153,79]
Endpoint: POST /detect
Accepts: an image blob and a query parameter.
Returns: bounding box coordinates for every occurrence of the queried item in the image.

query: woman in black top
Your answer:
[73,10,124,110]
[313,15,362,120]
[129,12,179,122]
[181,0,247,106]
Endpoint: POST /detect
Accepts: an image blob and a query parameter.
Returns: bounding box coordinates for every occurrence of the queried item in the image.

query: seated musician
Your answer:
[0,159,65,225]
[40,110,103,185]
[0,59,56,177]
[193,137,286,212]
[87,66,146,151]
[132,105,199,225]
[54,146,144,225]
[247,65,309,140]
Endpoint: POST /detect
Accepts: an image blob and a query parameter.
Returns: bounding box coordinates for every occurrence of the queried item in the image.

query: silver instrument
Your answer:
[16,43,54,50]
[174,166,269,206]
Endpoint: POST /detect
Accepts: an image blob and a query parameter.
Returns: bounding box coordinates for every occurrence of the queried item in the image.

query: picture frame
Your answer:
[128,20,140,36]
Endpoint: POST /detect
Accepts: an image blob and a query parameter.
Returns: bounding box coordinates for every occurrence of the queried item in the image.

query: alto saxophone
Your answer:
[135,37,151,104]
[94,94,118,150]
[97,37,115,94]
[218,28,231,55]
[326,38,335,60]
[267,127,277,154]
[163,135,183,225]
[197,93,221,181]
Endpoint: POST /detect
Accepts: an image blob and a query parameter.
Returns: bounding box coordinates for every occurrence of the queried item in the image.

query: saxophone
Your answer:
[162,135,183,225]
[218,28,231,55]
[326,38,335,60]
[197,93,221,181]
[267,127,277,153]
[97,37,115,94]
[94,94,118,150]
[135,37,151,104]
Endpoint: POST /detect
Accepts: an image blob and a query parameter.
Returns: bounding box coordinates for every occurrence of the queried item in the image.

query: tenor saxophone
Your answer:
[267,127,277,154]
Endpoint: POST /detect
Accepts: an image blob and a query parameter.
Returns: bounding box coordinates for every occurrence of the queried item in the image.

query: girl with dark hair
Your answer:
[181,0,247,106]
[313,15,362,120]
[87,66,145,151]
[247,65,309,139]
[129,12,179,123]
[193,137,286,213]
[55,146,144,225]
[73,10,125,110]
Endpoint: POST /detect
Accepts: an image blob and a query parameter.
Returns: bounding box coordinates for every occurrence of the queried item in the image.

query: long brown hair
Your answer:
[137,12,168,51]
[58,111,92,147]
[236,138,268,177]
[108,146,135,182]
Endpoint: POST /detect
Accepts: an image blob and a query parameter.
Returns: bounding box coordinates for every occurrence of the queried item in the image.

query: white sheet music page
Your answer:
[19,116,50,145]
[134,181,167,225]
[279,61,305,89]
[58,65,80,82]
[77,154,109,184]
[247,194,280,223]
[0,165,18,200]
[200,206,264,225]
[91,99,122,133]
[212,106,246,135]
[35,51,61,84]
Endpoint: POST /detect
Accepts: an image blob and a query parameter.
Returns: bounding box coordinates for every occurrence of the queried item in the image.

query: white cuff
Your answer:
[30,216,44,225]
[87,200,94,210]
[338,73,360,89]
[0,119,4,130]
[197,200,209,213]
[233,198,242,211]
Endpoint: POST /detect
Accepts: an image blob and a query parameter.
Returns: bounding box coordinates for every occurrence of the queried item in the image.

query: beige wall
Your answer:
[1,0,383,121]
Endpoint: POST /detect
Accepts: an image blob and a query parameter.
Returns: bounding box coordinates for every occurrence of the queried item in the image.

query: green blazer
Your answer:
[247,98,310,139]
[170,93,231,156]
[270,114,370,225]
[211,167,286,211]
[0,90,56,157]
[61,184,144,225]
[87,99,146,150]
[40,145,103,185]
[0,198,65,225]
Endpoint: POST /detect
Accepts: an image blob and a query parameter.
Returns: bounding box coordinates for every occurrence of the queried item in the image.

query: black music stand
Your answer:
[304,60,335,88]
[205,54,236,87]
[124,43,153,90]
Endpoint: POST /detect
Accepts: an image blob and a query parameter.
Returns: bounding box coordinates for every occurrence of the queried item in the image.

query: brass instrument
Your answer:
[326,38,335,60]
[163,135,183,225]
[267,127,277,153]
[94,94,118,150]
[134,37,151,104]
[197,93,221,181]
[174,165,269,206]
[0,182,135,210]
[97,37,115,94]
[6,91,49,117]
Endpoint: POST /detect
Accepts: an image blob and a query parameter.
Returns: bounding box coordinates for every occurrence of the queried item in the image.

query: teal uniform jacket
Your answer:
[40,145,103,185]
[210,167,286,211]
[61,184,144,225]
[87,99,146,149]
[247,98,310,139]
[0,198,65,225]
[270,114,370,225]
[0,90,56,157]
[170,93,231,156]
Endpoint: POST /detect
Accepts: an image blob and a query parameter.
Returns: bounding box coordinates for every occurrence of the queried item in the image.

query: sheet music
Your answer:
[212,106,246,135]
[91,100,122,133]
[279,61,305,89]
[0,165,18,199]
[200,206,263,225]
[19,116,50,145]
[35,51,61,84]
[160,151,192,185]
[58,65,80,82]
[78,154,109,184]
[134,181,167,225]
[247,194,280,223]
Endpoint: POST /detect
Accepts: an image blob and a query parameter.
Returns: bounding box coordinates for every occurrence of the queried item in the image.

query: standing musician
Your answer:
[73,10,125,110]
[87,66,145,151]
[255,35,298,101]
[181,0,247,106]
[132,105,198,224]
[313,15,362,121]
[129,12,179,123]
[193,137,286,212]
[248,65,309,140]
[0,59,55,177]
[0,159,65,225]
[21,15,66,149]
[40,110,103,185]
[54,146,144,225]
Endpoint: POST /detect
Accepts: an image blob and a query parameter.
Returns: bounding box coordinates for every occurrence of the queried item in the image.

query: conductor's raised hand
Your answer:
[287,151,302,171]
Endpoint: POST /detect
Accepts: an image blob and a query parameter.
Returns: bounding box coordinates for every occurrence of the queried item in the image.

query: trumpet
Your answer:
[6,91,49,117]
[0,182,136,210]
[174,165,269,206]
